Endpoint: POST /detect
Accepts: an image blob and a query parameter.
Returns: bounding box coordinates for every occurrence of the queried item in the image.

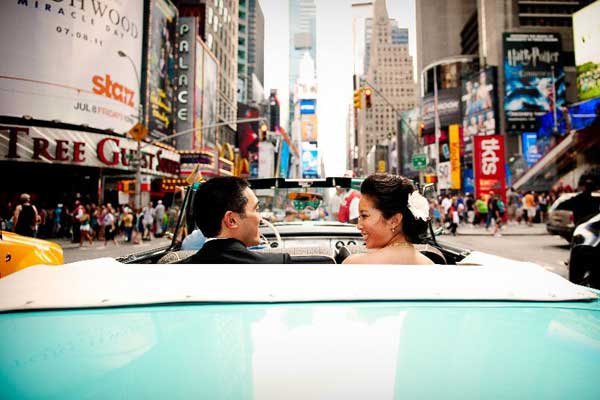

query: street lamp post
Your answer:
[118,50,144,210]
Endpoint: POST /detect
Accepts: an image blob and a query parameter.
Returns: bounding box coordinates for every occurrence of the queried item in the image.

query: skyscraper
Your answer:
[238,0,264,104]
[360,0,416,174]
[289,0,317,125]
[364,17,409,73]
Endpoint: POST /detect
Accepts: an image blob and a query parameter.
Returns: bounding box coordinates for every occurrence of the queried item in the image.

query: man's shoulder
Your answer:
[189,238,291,264]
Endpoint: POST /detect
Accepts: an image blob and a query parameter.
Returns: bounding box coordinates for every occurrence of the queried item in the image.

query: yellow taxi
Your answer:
[0,230,63,278]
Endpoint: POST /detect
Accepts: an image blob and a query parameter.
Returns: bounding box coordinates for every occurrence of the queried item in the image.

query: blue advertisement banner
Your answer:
[521,132,542,167]
[279,141,290,178]
[462,168,474,195]
[301,148,319,178]
[299,99,316,115]
[503,33,565,133]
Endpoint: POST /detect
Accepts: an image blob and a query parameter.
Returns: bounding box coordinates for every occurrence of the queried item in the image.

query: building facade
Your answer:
[364,18,409,73]
[360,0,417,175]
[238,0,264,104]
[177,0,239,147]
[415,0,597,193]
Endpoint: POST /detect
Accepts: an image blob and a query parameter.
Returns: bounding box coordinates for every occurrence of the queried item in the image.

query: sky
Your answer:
[261,0,416,176]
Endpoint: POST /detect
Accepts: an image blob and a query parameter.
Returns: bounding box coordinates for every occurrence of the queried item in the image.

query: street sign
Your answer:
[128,122,148,142]
[412,153,427,170]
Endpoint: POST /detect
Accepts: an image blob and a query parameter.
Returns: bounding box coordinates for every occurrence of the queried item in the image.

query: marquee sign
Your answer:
[0,125,180,177]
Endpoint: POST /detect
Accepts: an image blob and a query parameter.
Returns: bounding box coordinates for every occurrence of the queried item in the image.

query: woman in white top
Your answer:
[343,174,433,265]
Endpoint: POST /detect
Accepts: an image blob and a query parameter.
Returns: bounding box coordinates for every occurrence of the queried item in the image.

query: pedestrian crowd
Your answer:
[428,183,574,236]
[1,194,179,247]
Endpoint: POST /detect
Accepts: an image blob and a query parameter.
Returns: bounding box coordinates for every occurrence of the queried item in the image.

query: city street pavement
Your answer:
[439,224,570,278]
[454,222,547,236]
[54,237,172,263]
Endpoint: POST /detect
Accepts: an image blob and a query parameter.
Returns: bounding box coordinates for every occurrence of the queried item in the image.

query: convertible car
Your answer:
[1,177,599,398]
[118,177,462,265]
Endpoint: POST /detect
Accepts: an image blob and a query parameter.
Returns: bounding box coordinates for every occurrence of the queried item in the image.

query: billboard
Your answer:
[522,132,542,167]
[0,1,144,132]
[299,99,316,115]
[449,124,461,189]
[301,142,319,178]
[473,135,506,201]
[462,67,498,136]
[146,0,178,141]
[503,33,565,132]
[421,88,461,134]
[573,1,600,101]
[301,114,318,142]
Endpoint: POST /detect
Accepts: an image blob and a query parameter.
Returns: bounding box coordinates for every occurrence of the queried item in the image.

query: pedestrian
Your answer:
[142,202,155,240]
[523,191,537,226]
[122,207,134,242]
[13,193,39,237]
[474,195,488,226]
[79,205,94,247]
[154,200,166,236]
[103,205,118,247]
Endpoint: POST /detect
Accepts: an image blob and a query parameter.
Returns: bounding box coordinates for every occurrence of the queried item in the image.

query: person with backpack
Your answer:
[13,193,39,237]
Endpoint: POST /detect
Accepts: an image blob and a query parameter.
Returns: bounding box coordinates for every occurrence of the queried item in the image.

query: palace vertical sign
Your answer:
[473,135,506,200]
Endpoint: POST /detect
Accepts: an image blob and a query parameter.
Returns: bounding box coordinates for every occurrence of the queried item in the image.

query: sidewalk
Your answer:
[452,223,547,236]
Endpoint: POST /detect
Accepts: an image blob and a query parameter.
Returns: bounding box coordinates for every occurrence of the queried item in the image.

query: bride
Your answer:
[343,174,433,265]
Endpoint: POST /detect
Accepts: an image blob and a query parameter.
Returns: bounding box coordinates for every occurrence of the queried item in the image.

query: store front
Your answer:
[0,124,180,208]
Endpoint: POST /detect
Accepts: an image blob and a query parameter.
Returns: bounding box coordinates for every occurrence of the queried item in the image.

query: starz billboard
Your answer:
[0,1,144,133]
[503,33,565,133]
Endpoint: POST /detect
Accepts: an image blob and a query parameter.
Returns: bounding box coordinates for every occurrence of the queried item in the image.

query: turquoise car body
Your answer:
[2,262,600,399]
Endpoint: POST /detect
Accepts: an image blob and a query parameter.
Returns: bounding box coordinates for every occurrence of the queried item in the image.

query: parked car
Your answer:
[546,191,600,242]
[569,212,600,289]
[0,226,63,278]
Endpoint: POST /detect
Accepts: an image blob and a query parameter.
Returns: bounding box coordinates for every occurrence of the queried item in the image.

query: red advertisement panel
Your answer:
[473,135,506,202]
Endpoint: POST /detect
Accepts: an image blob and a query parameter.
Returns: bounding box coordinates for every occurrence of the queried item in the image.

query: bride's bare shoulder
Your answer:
[342,253,373,264]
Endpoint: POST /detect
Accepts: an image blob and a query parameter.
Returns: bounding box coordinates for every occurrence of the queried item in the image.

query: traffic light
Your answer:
[353,88,362,109]
[364,87,372,108]
[419,122,425,137]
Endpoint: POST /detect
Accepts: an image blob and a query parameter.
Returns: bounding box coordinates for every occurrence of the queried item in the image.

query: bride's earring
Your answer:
[391,227,395,233]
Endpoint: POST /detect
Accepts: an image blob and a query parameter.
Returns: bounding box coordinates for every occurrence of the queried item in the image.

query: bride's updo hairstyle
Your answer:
[360,174,429,243]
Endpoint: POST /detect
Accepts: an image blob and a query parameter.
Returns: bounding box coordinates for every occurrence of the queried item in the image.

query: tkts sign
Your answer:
[473,135,506,202]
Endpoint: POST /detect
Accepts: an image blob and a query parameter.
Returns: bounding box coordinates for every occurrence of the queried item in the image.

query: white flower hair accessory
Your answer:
[407,191,430,221]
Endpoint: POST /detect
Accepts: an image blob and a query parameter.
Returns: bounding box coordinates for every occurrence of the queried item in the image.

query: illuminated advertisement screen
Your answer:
[146,0,178,141]
[0,1,144,132]
[503,33,565,133]
[461,67,498,137]
[573,1,600,101]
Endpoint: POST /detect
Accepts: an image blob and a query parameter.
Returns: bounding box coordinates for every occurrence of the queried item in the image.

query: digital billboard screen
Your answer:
[462,67,497,136]
[503,32,565,133]
[0,1,144,133]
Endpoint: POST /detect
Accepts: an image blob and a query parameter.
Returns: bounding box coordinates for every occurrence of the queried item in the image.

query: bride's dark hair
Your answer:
[360,174,429,243]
